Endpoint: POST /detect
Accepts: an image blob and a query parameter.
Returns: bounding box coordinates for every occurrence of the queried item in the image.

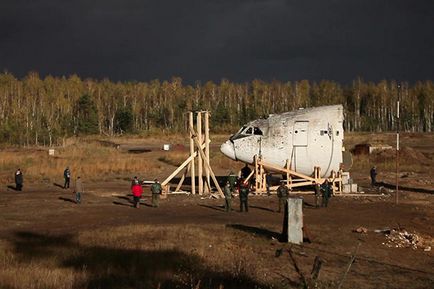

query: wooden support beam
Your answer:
[162,153,196,187]
[204,111,210,193]
[175,163,190,192]
[189,112,195,194]
[197,111,203,195]
[244,169,255,183]
[189,125,224,197]
[259,160,316,181]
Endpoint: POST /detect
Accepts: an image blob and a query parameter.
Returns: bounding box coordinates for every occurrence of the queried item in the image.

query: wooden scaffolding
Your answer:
[244,155,343,194]
[161,111,224,197]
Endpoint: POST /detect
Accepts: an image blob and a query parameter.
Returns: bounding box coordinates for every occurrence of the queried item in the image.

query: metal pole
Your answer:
[396,84,400,204]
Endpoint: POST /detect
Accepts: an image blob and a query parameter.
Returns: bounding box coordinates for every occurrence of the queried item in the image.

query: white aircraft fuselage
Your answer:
[220,105,344,177]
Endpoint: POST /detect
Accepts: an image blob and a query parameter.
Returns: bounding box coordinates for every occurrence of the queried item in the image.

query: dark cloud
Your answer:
[0,0,433,83]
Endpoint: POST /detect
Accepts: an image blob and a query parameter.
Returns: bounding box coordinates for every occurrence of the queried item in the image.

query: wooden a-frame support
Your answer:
[246,155,343,194]
[161,111,224,198]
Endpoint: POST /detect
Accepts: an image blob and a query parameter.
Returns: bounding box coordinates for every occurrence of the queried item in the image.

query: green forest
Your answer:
[0,72,432,145]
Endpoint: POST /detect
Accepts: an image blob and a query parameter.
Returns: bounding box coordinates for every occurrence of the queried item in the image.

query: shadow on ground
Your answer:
[58,197,76,203]
[377,182,434,194]
[10,231,270,289]
[53,183,64,189]
[227,224,281,241]
[198,204,225,212]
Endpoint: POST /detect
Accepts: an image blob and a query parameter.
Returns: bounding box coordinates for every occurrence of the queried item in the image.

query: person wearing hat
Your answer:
[223,180,232,212]
[276,181,289,213]
[131,179,143,208]
[151,179,162,207]
[131,176,139,188]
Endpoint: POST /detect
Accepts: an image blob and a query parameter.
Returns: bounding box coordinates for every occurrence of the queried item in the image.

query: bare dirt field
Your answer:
[0,133,433,289]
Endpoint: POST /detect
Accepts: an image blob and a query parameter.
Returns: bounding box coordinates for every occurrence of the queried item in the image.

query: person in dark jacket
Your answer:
[151,179,162,207]
[15,168,23,191]
[64,167,71,189]
[321,179,332,207]
[370,166,377,186]
[276,181,289,212]
[131,182,143,208]
[266,173,272,196]
[238,179,249,212]
[240,164,252,179]
[74,176,84,204]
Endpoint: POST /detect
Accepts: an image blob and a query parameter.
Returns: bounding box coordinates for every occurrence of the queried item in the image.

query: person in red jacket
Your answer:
[131,183,143,208]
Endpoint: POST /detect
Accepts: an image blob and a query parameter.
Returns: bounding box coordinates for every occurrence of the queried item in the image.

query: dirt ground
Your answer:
[0,133,433,288]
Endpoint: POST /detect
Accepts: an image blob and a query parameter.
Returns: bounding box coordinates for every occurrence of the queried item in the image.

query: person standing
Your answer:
[74,176,83,204]
[266,173,272,196]
[223,181,232,212]
[238,179,249,212]
[64,167,71,189]
[370,166,377,186]
[321,179,332,207]
[313,181,321,208]
[131,182,143,208]
[227,171,238,193]
[131,176,139,187]
[240,164,252,179]
[276,181,289,212]
[151,179,162,208]
[15,168,23,191]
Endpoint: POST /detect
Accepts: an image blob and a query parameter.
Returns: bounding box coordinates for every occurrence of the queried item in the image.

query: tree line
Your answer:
[0,72,432,145]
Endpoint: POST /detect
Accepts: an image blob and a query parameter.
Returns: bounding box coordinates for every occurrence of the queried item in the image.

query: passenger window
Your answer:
[253,127,263,135]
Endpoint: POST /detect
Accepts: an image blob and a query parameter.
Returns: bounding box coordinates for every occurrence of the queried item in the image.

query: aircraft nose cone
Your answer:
[220,140,236,160]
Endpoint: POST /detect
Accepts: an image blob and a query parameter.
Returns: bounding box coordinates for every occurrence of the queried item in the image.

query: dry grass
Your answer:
[0,142,161,183]
[0,225,273,289]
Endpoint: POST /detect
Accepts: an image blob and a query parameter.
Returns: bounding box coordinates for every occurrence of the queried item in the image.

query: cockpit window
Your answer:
[238,126,247,134]
[253,127,263,135]
[245,127,253,134]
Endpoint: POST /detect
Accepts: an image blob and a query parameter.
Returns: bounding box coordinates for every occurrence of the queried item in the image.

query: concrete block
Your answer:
[282,197,303,244]
[343,184,351,193]
[343,184,358,193]
[342,172,350,184]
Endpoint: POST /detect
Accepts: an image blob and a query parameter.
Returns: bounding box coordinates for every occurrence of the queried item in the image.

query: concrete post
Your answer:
[282,197,303,244]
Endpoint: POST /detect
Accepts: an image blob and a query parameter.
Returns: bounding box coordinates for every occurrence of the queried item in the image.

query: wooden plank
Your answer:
[189,112,195,194]
[204,111,210,193]
[175,163,190,192]
[197,111,203,195]
[190,125,224,197]
[161,154,196,186]
[259,160,316,181]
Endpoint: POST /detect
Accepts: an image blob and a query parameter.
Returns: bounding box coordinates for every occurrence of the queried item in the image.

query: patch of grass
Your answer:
[0,225,275,289]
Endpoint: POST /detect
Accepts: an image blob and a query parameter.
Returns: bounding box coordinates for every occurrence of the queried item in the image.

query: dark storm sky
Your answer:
[1,0,433,84]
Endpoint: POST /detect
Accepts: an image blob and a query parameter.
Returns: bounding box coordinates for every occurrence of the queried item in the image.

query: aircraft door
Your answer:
[293,121,308,146]
[292,121,310,172]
